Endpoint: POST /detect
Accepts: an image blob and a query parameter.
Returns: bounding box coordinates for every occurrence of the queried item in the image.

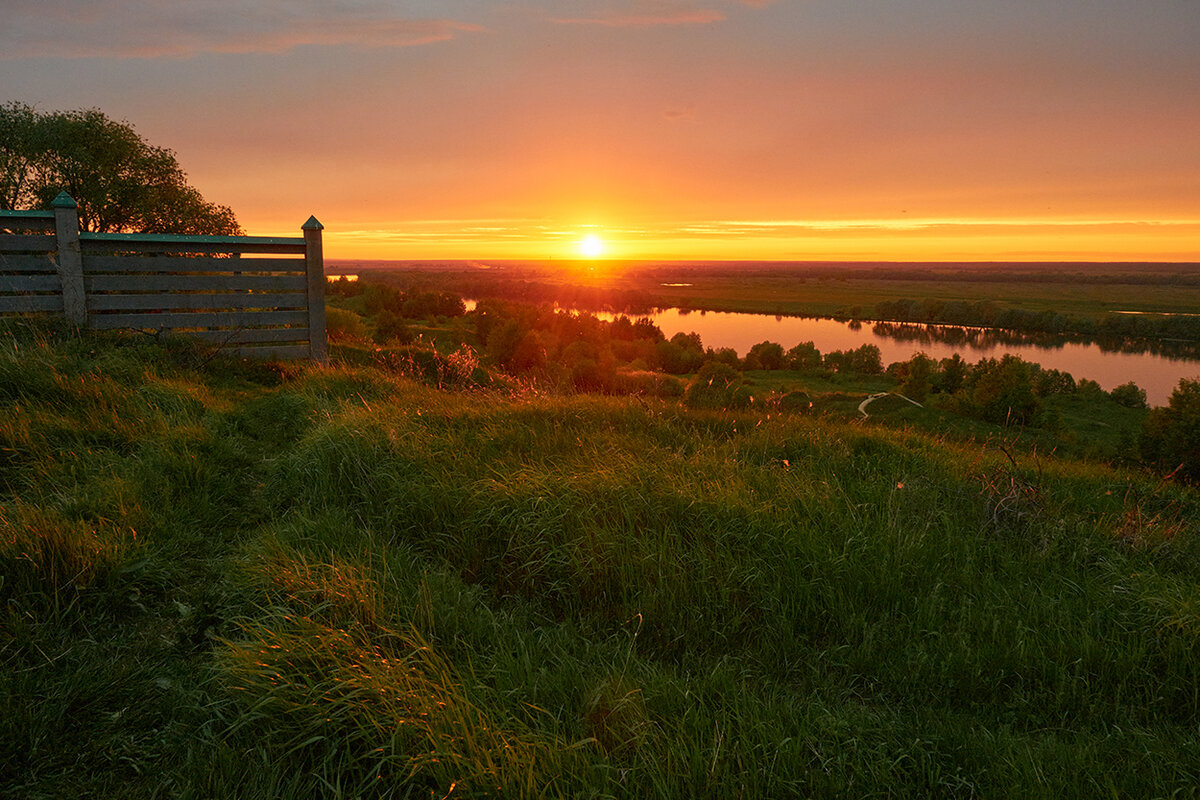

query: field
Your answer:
[331,259,1200,321]
[3,317,1199,798]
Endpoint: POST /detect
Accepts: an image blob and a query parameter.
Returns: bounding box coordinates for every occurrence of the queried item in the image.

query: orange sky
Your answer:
[4,1,1200,261]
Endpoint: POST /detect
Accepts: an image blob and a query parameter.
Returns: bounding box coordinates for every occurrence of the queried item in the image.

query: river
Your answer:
[460,298,1199,406]
[636,309,1200,407]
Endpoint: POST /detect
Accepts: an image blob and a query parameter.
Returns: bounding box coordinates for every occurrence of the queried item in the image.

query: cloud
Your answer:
[662,103,698,121]
[553,9,724,27]
[0,0,483,59]
[552,1,724,27]
[729,0,777,7]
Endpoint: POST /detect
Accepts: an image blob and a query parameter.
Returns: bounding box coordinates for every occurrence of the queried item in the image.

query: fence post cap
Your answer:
[302,215,324,231]
[51,191,77,209]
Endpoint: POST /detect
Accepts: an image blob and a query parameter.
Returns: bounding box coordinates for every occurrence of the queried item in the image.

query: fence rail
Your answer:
[0,192,326,361]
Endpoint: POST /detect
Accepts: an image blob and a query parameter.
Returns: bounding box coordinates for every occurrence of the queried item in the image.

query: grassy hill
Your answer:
[2,317,1198,798]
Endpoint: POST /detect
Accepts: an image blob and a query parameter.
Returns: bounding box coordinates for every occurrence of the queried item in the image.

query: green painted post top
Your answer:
[51,192,78,209]
[302,216,323,231]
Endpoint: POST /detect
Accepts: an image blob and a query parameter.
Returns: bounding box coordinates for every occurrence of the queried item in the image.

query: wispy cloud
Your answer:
[552,1,725,27]
[0,0,482,59]
[710,218,1200,237]
[553,9,724,26]
[662,103,698,121]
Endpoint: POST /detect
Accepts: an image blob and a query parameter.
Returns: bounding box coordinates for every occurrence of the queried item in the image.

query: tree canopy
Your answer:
[0,102,240,235]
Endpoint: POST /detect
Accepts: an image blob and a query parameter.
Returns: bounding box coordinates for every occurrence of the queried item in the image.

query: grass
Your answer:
[2,316,1199,797]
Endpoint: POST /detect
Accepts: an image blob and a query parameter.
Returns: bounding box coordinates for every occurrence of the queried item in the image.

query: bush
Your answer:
[685,362,752,409]
[777,390,813,413]
[373,310,413,345]
[612,371,684,398]
[325,307,368,343]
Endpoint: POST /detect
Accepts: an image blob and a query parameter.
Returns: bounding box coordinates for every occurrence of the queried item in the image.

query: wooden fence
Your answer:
[0,192,326,361]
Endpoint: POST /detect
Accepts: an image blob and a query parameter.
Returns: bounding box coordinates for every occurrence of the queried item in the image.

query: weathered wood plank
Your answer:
[226,344,312,360]
[87,292,307,312]
[82,232,305,247]
[302,218,327,363]
[88,309,309,330]
[0,295,64,313]
[82,255,306,273]
[0,234,56,252]
[185,327,310,344]
[86,274,308,293]
[0,210,54,221]
[81,237,305,256]
[0,254,58,273]
[0,274,60,292]
[0,213,54,232]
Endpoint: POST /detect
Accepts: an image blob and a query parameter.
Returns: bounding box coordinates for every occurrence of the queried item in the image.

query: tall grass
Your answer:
[1,317,1198,797]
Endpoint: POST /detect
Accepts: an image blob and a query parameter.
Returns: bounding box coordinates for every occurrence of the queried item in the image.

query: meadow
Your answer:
[3,315,1199,798]
[334,259,1200,329]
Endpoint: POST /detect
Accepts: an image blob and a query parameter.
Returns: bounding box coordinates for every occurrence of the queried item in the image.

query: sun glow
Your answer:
[578,234,604,258]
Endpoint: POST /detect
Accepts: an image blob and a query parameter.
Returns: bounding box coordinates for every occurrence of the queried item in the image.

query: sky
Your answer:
[3,0,1200,262]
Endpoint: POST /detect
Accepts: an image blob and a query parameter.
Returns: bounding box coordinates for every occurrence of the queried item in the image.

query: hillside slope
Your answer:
[2,319,1198,798]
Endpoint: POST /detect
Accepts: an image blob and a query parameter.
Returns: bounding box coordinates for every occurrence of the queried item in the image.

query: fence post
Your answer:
[52,192,86,325]
[302,215,327,363]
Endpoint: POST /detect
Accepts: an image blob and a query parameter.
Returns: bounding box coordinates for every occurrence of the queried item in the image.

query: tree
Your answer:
[898,353,935,402]
[744,340,785,371]
[0,102,239,234]
[968,355,1040,425]
[1109,381,1148,409]
[786,341,823,373]
[935,354,969,394]
[1139,378,1200,483]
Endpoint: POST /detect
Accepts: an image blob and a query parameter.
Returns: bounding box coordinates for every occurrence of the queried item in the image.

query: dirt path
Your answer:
[858,392,925,418]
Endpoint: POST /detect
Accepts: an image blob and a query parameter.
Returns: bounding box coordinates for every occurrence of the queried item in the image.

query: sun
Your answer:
[578,234,604,258]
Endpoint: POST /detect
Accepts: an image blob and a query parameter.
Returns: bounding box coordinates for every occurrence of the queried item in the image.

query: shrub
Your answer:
[777,390,814,413]
[373,309,413,345]
[325,307,368,343]
[685,361,751,409]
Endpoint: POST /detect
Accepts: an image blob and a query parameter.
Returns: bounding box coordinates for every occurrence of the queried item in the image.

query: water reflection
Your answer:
[871,321,1200,360]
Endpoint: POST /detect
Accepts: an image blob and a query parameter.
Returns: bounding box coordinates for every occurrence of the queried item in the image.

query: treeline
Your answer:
[452,276,660,315]
[327,277,466,345]
[471,299,891,392]
[644,262,1200,285]
[847,266,1200,286]
[873,298,1200,346]
[885,352,1148,426]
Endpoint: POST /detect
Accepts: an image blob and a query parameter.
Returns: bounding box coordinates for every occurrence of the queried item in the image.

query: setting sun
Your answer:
[579,234,604,258]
